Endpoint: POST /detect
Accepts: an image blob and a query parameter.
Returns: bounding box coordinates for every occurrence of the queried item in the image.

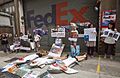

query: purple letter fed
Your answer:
[26,5,56,28]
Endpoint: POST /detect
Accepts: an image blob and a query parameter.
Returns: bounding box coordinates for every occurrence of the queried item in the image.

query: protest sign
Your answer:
[84,28,96,41]
[101,29,120,41]
[51,27,65,37]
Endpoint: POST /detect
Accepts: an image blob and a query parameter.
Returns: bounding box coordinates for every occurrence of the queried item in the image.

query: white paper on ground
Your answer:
[14,54,38,64]
[30,57,55,67]
[45,59,55,64]
[23,54,38,61]
[48,52,60,57]
[63,57,76,67]
[64,68,78,74]
[30,58,47,67]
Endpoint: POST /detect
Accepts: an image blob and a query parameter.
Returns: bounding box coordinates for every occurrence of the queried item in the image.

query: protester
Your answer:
[69,23,78,42]
[34,33,41,52]
[14,34,20,44]
[70,41,80,58]
[70,23,78,36]
[10,34,20,52]
[1,33,9,53]
[19,32,23,40]
[28,33,35,51]
[28,33,33,42]
[85,24,97,57]
[102,21,117,59]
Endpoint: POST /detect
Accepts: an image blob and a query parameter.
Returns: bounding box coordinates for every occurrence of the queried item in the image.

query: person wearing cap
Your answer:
[69,23,78,42]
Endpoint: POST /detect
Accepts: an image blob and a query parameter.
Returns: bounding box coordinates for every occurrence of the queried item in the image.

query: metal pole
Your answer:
[96,0,101,54]
[14,0,20,36]
[22,0,27,34]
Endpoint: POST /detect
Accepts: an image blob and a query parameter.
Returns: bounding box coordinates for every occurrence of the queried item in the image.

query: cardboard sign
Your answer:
[101,29,120,41]
[84,28,96,41]
[51,27,65,37]
[48,44,65,57]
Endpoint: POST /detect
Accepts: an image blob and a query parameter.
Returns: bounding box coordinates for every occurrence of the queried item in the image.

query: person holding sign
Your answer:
[34,33,41,52]
[103,21,117,59]
[85,24,97,57]
[68,23,78,42]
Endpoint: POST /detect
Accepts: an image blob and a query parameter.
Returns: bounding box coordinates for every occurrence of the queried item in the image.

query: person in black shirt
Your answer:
[1,34,9,53]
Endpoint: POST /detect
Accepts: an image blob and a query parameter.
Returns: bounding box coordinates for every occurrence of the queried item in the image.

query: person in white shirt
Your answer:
[34,33,41,52]
[102,21,117,59]
[85,24,97,57]
[69,23,78,42]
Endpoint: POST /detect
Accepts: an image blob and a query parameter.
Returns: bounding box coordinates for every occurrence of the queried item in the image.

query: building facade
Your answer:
[0,0,25,35]
[22,0,98,51]
[0,0,119,53]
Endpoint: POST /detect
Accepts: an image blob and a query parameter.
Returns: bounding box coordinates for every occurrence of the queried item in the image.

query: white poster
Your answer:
[48,44,65,57]
[51,27,65,37]
[84,28,96,41]
[101,29,120,41]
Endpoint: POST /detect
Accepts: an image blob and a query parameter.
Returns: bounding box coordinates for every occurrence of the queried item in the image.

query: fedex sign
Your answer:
[27,2,89,28]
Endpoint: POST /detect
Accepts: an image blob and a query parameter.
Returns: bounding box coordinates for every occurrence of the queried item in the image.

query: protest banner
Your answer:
[84,28,96,41]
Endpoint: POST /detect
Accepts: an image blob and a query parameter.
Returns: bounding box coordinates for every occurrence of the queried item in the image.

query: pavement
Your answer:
[0,51,120,78]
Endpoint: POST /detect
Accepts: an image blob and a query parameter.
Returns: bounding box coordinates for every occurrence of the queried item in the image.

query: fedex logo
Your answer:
[27,2,89,28]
